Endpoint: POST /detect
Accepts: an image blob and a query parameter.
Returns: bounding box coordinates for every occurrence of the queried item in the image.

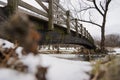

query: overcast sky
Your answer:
[0,0,120,39]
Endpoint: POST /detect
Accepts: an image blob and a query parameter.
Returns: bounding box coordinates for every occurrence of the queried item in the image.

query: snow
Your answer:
[0,69,37,80]
[15,47,24,58]
[0,39,14,48]
[0,39,92,80]
[20,54,42,74]
[40,55,92,80]
[20,54,92,80]
[107,47,120,54]
[0,54,92,80]
[113,48,120,54]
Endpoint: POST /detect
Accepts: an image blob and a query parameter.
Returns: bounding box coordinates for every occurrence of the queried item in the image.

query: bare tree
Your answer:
[60,0,112,52]
[76,0,112,52]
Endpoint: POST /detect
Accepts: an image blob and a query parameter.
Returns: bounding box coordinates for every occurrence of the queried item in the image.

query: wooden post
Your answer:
[56,44,60,53]
[66,10,70,34]
[80,24,83,36]
[88,33,90,40]
[86,30,89,39]
[75,19,79,36]
[48,0,54,30]
[83,28,86,37]
[54,0,60,24]
[7,0,19,15]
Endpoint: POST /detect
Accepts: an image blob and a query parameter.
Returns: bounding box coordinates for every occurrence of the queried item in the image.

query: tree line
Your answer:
[95,34,120,47]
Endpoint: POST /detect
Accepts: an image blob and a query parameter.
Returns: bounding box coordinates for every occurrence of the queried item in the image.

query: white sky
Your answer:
[0,0,120,39]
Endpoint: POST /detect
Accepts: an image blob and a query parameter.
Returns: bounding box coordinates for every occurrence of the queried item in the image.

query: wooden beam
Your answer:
[48,0,54,30]
[66,10,71,34]
[7,0,19,15]
[35,0,48,12]
[19,0,48,17]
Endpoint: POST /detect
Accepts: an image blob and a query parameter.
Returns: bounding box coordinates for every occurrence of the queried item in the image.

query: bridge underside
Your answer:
[29,16,96,49]
[40,32,95,49]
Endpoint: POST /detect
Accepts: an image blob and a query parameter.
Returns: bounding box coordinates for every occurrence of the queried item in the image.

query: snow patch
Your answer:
[0,68,36,80]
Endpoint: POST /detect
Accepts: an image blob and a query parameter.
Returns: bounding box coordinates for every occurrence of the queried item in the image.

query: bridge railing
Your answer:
[0,0,94,44]
[48,0,93,43]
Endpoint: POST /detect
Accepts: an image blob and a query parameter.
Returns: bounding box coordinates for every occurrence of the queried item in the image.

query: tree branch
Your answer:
[100,1,105,12]
[106,0,111,10]
[78,7,95,12]
[77,19,102,28]
[93,0,104,16]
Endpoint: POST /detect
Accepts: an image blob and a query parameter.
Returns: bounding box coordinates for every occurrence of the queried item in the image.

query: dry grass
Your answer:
[91,55,120,80]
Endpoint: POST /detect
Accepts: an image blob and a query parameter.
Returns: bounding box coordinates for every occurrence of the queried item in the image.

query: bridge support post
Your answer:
[75,19,79,37]
[80,24,83,37]
[48,0,54,30]
[7,0,19,15]
[66,10,70,34]
[84,28,86,37]
[83,27,86,37]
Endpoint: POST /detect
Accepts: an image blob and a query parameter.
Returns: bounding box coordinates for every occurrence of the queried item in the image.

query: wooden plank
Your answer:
[19,0,48,17]
[35,0,48,12]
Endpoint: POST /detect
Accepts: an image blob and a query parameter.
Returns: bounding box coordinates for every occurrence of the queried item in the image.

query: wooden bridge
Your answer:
[0,0,96,49]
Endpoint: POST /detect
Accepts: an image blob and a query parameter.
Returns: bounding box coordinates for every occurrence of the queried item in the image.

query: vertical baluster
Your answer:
[75,19,78,36]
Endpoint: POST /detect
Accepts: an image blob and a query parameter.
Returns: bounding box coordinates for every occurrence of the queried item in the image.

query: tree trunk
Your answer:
[101,12,107,53]
[100,26,105,52]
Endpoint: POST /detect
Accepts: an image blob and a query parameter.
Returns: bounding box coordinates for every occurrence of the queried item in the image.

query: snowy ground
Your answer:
[113,47,120,54]
[0,54,92,80]
[107,47,120,54]
[1,39,120,80]
[0,39,92,80]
